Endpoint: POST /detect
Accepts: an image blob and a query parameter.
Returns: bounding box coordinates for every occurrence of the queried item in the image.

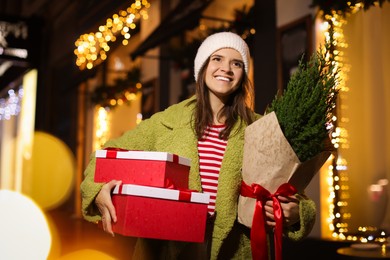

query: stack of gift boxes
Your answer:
[94,149,210,242]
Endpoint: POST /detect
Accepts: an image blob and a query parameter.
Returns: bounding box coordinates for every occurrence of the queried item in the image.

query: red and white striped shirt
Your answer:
[198,125,227,215]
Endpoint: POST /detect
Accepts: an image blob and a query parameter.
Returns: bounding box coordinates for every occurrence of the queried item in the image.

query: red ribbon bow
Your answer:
[240,181,297,260]
[164,178,195,201]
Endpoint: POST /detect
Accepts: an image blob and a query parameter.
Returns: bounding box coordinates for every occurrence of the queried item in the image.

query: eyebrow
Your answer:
[210,54,244,64]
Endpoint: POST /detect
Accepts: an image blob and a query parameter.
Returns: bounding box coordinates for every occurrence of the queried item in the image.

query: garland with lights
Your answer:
[321,16,351,240]
[311,0,390,16]
[85,3,255,108]
[74,0,150,70]
[91,67,142,108]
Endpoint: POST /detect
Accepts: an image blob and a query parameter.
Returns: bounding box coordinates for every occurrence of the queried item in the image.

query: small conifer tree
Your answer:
[267,46,339,162]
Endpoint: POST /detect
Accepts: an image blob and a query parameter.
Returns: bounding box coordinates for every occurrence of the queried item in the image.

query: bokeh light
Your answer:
[0,190,51,259]
[23,131,76,210]
[58,249,116,260]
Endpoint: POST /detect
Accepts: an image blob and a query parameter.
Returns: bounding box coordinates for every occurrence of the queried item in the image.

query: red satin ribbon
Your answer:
[240,181,297,260]
[104,147,129,158]
[104,148,181,164]
[165,178,195,202]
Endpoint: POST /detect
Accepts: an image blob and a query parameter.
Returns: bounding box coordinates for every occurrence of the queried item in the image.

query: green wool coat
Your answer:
[80,96,316,259]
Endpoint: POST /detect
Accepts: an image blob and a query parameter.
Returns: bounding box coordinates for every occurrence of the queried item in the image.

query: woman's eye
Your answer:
[233,62,243,68]
[212,57,221,62]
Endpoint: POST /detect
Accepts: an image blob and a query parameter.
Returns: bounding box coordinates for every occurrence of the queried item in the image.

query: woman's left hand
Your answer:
[264,195,300,228]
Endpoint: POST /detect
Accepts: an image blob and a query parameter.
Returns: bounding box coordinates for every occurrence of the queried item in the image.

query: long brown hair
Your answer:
[189,58,255,139]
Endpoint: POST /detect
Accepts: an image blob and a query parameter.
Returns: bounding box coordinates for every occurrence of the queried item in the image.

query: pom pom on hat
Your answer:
[194,32,250,82]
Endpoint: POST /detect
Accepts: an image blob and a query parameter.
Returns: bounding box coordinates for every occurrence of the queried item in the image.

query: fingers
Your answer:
[263,197,300,228]
[95,180,122,236]
[102,180,122,223]
[264,201,275,227]
[101,212,114,237]
[101,179,122,197]
[282,202,300,226]
[277,195,298,203]
[278,196,300,226]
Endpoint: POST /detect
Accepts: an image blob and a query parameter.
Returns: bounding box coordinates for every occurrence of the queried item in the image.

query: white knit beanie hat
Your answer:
[194,31,250,82]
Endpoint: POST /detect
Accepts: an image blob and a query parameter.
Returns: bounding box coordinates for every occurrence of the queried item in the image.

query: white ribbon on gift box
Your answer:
[113,184,210,204]
[95,150,191,166]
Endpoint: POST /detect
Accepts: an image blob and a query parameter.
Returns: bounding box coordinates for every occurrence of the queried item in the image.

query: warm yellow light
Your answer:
[128,93,137,101]
[74,0,150,70]
[320,21,330,32]
[322,8,354,239]
[94,106,110,150]
[22,132,75,210]
[87,34,94,41]
[136,113,143,124]
[60,249,116,260]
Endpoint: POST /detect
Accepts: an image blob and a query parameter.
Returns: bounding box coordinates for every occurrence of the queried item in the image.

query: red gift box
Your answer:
[94,149,191,189]
[111,184,210,243]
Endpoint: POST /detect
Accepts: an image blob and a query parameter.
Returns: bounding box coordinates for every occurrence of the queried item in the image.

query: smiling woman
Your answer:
[205,48,244,112]
[80,31,317,259]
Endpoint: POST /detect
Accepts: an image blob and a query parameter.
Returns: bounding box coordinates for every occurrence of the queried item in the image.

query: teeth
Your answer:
[215,76,230,81]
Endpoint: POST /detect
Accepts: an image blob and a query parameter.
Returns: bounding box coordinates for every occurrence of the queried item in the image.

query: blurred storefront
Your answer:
[0,15,40,191]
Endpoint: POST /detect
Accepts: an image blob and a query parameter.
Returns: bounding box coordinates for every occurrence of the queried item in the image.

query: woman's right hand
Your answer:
[95,179,122,236]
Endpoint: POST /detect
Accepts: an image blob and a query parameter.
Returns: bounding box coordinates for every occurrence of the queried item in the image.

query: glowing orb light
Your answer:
[46,213,61,259]
[0,190,51,259]
[24,131,75,210]
[59,249,116,259]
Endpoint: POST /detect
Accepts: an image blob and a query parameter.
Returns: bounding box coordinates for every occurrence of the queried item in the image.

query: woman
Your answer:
[80,32,316,259]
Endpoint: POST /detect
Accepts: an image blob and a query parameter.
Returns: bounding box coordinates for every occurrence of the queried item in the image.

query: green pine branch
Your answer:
[267,46,339,162]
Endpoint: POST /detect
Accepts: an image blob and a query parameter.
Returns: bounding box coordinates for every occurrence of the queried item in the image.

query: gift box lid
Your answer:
[113,184,210,204]
[95,150,191,167]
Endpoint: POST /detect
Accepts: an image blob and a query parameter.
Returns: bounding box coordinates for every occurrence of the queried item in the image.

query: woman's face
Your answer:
[205,48,244,103]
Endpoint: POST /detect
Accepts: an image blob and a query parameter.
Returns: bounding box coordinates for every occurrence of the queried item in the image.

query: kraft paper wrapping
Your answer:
[237,111,331,228]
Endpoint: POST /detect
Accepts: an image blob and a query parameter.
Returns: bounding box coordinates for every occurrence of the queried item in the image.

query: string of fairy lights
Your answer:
[74,0,150,70]
[321,11,351,240]
[323,1,388,243]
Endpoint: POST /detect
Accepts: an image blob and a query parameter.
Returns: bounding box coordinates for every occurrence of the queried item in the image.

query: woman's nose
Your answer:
[219,61,232,72]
